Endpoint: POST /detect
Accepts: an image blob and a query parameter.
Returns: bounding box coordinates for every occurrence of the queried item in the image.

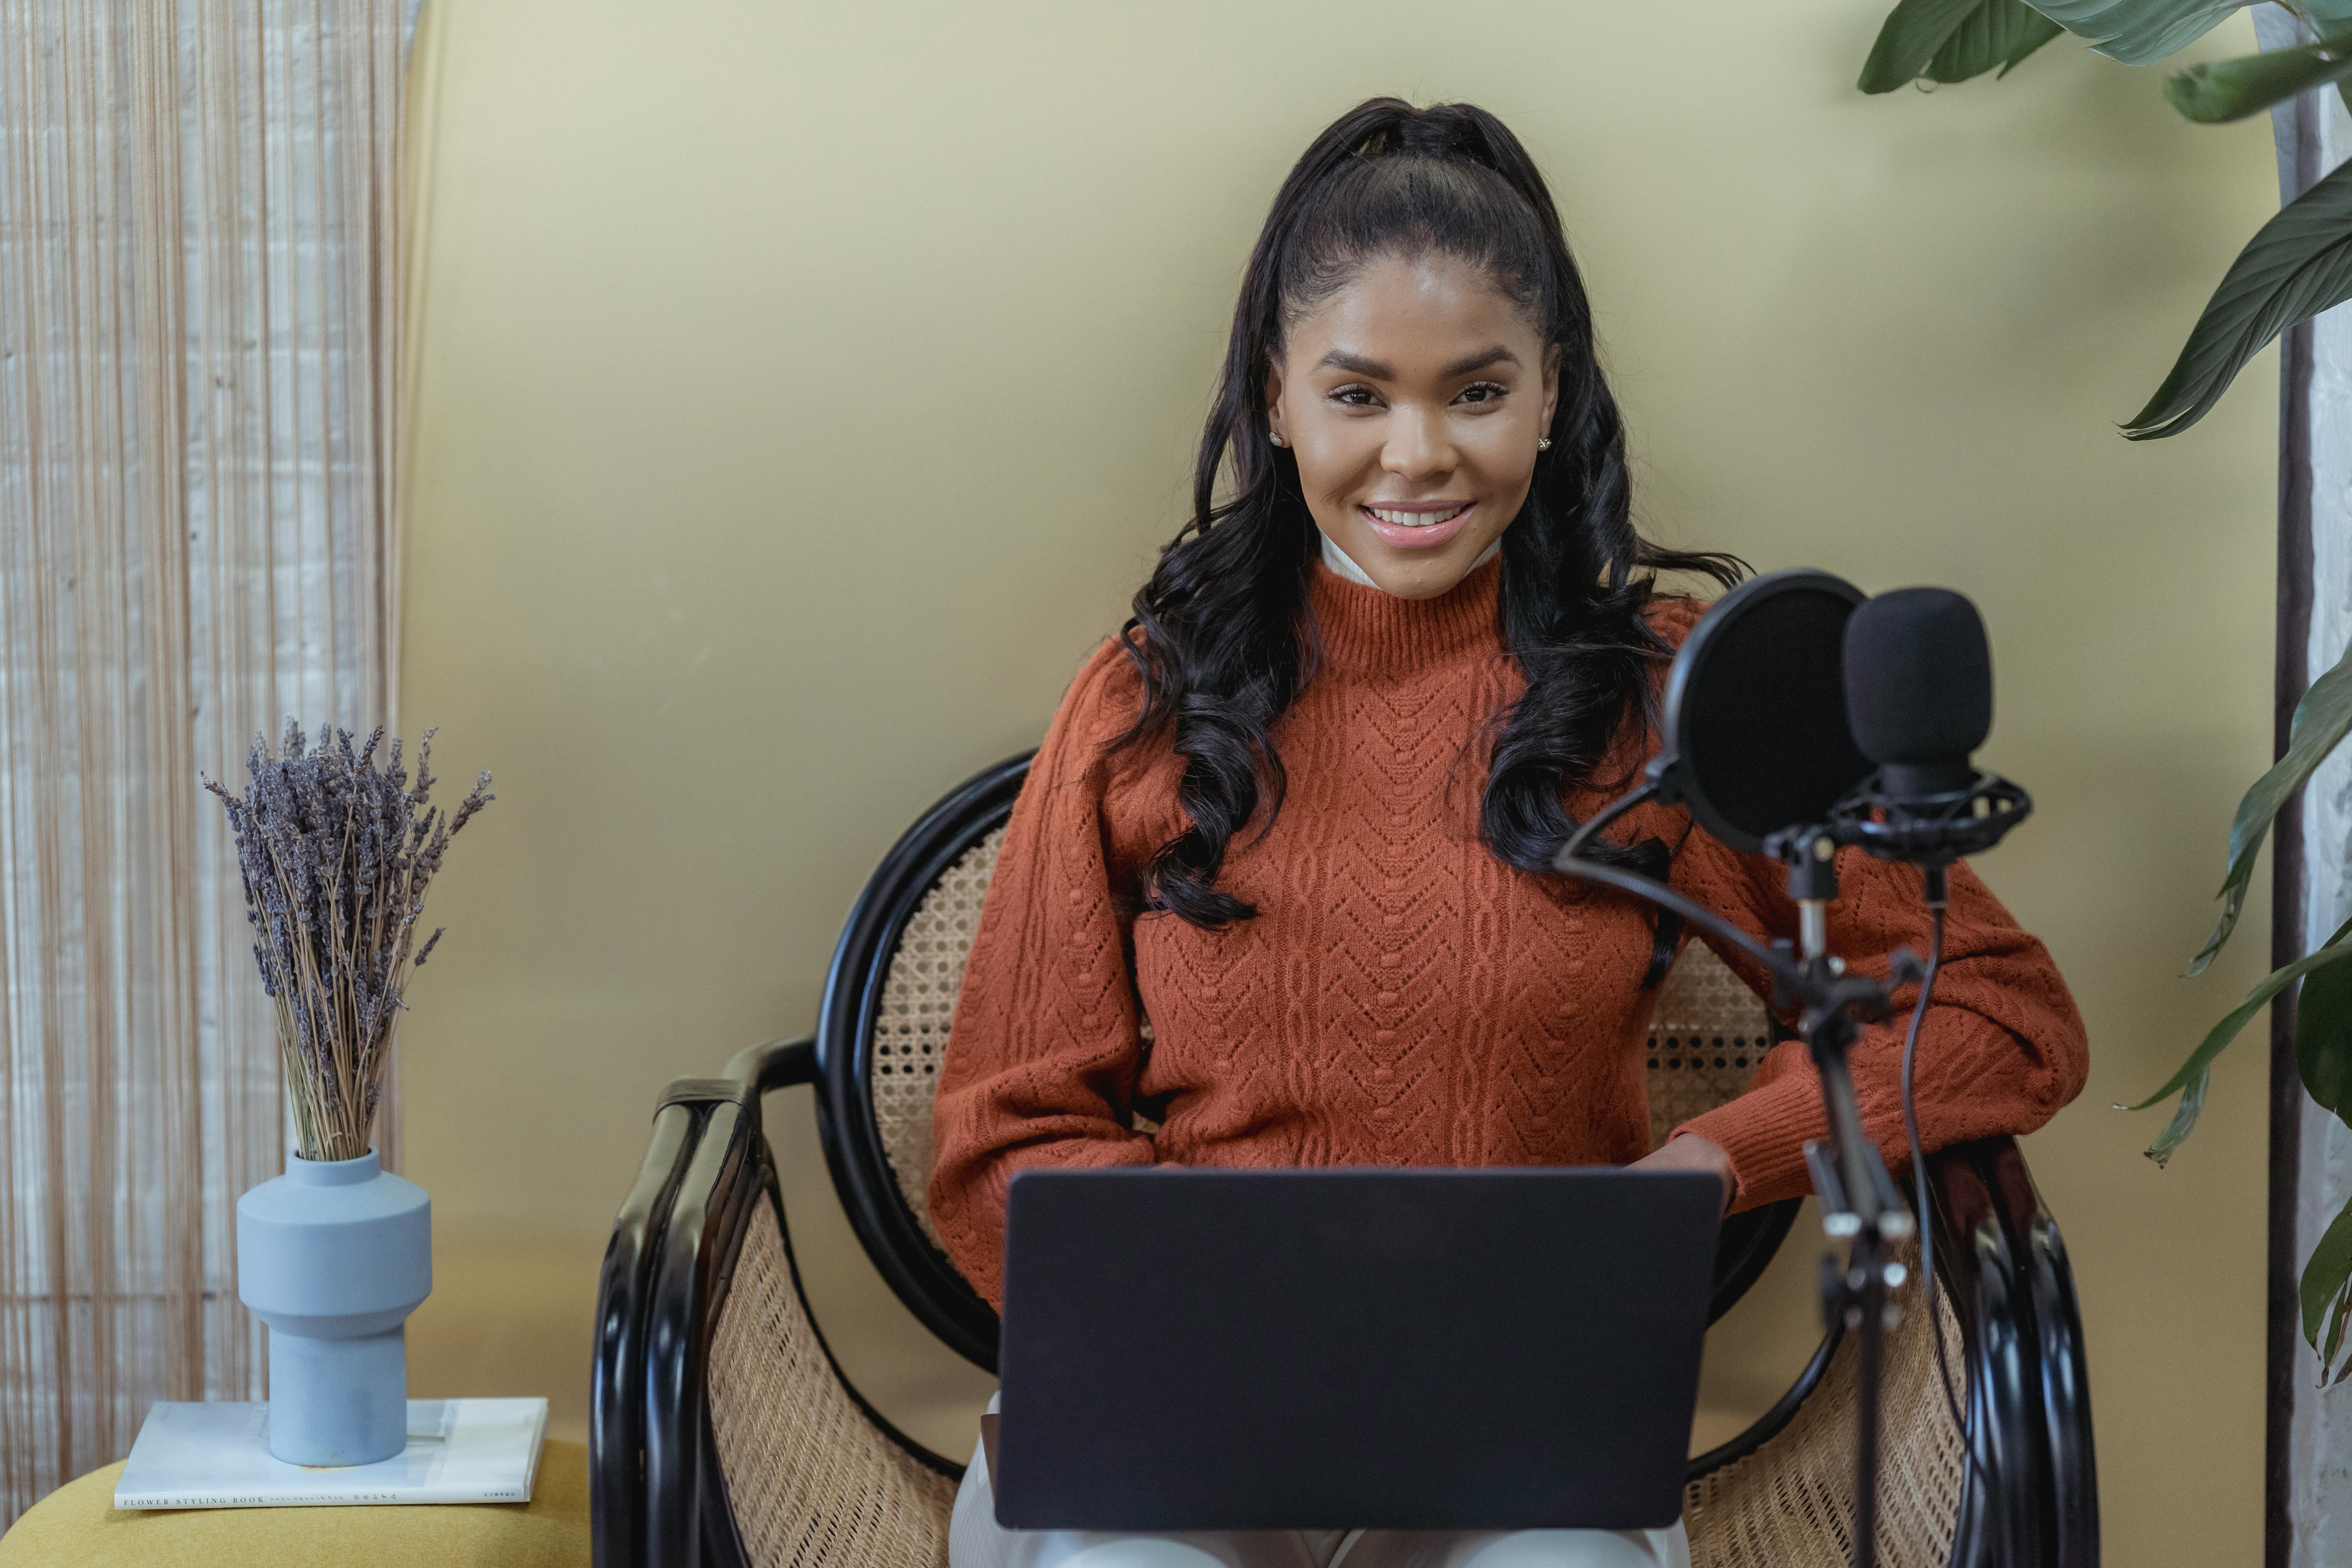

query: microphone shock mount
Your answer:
[1823,769,2031,869]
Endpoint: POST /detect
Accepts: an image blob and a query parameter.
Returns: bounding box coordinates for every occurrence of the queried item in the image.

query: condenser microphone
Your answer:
[1843,589,1992,800]
[1830,587,2028,866]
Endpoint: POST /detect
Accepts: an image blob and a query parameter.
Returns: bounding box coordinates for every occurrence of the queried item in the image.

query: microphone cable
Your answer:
[1898,874,1965,1442]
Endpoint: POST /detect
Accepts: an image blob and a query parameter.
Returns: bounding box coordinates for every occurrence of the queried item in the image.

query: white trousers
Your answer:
[948,1396,1691,1568]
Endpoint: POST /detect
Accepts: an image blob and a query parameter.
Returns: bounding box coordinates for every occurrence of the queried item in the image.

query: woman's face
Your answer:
[1265,252,1561,601]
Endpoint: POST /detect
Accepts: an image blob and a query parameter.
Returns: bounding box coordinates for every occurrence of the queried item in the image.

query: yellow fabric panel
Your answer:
[0,1437,590,1567]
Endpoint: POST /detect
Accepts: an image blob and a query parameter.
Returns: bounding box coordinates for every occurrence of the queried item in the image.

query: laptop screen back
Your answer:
[996,1167,1721,1532]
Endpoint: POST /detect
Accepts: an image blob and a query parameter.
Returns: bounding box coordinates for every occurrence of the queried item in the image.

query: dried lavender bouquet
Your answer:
[205,721,492,1162]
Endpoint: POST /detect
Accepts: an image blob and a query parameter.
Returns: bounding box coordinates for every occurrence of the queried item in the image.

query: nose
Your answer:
[1381,403,1456,483]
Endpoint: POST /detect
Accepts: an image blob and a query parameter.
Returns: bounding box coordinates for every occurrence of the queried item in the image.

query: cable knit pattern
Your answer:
[928,556,2089,1307]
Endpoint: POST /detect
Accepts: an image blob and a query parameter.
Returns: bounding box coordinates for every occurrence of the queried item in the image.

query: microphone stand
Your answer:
[1554,818,1916,1568]
[1764,826,1918,1568]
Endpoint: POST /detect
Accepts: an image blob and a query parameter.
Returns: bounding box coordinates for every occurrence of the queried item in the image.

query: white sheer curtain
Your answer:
[0,0,405,1523]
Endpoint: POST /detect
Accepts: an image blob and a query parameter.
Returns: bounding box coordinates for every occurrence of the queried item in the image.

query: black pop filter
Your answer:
[1653,568,1874,856]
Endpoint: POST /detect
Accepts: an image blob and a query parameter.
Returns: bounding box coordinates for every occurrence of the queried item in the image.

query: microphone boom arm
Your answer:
[1546,845,1912,1226]
[1543,856,1794,993]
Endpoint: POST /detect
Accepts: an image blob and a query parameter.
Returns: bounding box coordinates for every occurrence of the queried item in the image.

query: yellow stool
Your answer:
[0,1438,590,1567]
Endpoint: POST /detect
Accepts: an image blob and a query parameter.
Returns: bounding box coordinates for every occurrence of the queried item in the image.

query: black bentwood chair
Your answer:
[592,755,2098,1568]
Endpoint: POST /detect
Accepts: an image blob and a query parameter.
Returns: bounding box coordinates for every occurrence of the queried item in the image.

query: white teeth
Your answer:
[1368,505,1468,528]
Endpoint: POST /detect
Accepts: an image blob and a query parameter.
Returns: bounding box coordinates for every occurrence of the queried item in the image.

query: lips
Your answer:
[1359,501,1474,551]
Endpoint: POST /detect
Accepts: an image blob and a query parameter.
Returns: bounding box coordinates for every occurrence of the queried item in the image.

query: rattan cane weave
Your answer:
[1682,1240,1966,1568]
[873,829,1007,1246]
[710,1198,959,1568]
[1643,944,1772,1151]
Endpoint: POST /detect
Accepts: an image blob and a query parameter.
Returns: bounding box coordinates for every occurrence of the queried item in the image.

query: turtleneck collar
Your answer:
[1319,530,1499,589]
[1306,548,1504,673]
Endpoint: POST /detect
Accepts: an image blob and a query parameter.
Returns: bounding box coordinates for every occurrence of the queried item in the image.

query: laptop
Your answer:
[993,1167,1722,1532]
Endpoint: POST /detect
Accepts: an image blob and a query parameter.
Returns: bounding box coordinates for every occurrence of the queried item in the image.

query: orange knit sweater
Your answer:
[929,554,2089,1307]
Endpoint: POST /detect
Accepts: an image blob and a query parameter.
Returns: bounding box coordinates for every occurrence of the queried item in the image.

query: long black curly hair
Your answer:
[1116,97,1743,928]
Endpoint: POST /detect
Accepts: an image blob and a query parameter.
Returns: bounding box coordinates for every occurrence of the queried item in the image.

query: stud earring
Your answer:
[1270,431,1286,447]
[1537,436,1552,452]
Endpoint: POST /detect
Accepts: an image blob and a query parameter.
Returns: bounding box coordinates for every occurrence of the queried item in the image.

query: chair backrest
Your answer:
[817,754,1793,1374]
[870,823,1006,1247]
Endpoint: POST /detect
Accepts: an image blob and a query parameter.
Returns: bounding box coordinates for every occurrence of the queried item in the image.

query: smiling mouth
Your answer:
[1362,503,1471,529]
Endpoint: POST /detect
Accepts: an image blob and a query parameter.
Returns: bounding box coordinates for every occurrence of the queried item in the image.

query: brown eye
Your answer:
[1455,382,1508,405]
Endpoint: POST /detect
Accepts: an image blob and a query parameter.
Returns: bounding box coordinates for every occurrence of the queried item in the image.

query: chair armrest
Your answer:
[592,1099,705,1568]
[645,1059,964,1568]
[1930,1137,2052,1568]
[645,1097,766,1568]
[593,1039,812,1568]
[724,1036,818,1097]
[1981,1139,2097,1568]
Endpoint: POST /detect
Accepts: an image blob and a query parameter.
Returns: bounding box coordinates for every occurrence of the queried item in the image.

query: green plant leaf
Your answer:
[2166,33,2352,122]
[2140,1060,2210,1167]
[2028,0,2352,67]
[2126,153,2352,438]
[2191,643,2352,972]
[1862,0,1981,91]
[2327,1273,2352,1374]
[2302,1194,2352,1364]
[2131,916,2352,1163]
[1860,0,2063,91]
[2301,929,2352,1121]
[1939,2,2065,78]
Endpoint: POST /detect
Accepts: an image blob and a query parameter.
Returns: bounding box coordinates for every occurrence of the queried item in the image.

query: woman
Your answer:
[929,98,2088,1568]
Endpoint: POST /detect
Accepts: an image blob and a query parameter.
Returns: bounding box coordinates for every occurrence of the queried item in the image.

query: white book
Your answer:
[114,1397,548,1509]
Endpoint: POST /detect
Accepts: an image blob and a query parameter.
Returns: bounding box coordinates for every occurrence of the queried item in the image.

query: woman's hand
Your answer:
[1628,1133,1737,1214]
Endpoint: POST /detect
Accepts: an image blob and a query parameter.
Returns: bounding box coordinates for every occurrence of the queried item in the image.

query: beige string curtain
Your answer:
[0,0,406,1523]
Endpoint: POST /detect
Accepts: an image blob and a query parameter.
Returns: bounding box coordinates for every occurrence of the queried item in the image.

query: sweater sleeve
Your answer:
[928,639,1157,1308]
[1664,829,2090,1212]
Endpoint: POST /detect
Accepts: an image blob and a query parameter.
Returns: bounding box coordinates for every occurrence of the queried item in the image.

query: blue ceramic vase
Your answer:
[236,1149,431,1466]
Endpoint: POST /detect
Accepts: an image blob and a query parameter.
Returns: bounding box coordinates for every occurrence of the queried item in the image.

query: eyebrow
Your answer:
[1314,345,1521,379]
